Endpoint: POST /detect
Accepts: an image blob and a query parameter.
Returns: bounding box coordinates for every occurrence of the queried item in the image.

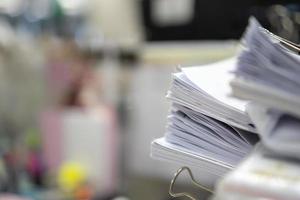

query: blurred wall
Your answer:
[86,0,143,46]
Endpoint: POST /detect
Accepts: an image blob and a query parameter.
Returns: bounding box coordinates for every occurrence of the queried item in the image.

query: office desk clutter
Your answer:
[1,1,300,200]
[151,16,300,200]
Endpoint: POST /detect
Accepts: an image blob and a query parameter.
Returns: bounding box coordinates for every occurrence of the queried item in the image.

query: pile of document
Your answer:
[151,58,259,179]
[151,16,300,198]
[231,17,300,158]
[212,18,300,200]
[231,17,300,117]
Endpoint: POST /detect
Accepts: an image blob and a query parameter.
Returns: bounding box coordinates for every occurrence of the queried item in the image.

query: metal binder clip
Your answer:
[169,167,214,200]
[264,28,300,52]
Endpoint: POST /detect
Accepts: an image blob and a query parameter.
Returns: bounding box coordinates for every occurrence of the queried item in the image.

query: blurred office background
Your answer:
[0,0,299,200]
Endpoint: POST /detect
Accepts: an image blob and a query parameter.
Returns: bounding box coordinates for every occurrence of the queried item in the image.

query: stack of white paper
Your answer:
[231,17,300,117]
[151,138,232,177]
[168,58,255,132]
[210,18,300,200]
[151,58,258,176]
[229,17,300,161]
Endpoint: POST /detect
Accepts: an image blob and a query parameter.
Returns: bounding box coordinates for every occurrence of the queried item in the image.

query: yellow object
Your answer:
[58,162,87,191]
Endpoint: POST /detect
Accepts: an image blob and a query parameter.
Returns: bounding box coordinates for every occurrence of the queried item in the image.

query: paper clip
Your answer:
[169,167,214,200]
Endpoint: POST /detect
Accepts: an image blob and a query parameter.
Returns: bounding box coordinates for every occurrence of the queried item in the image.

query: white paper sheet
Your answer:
[182,58,247,112]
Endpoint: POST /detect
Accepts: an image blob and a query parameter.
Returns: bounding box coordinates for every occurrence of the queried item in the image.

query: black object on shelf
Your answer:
[140,0,299,41]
